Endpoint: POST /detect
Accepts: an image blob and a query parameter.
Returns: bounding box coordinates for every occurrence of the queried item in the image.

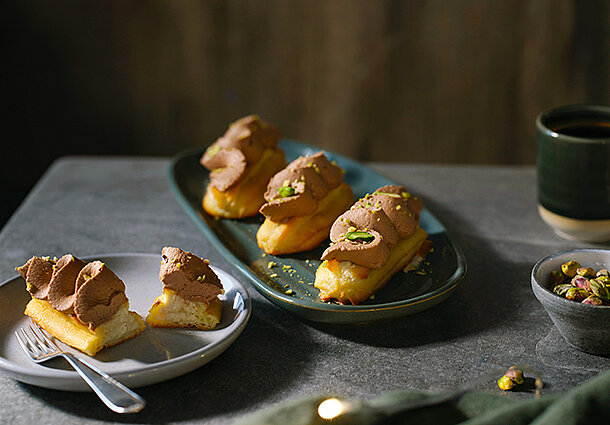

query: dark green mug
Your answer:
[536,104,610,241]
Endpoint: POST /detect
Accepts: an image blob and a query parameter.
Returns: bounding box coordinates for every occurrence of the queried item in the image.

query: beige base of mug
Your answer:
[538,204,610,242]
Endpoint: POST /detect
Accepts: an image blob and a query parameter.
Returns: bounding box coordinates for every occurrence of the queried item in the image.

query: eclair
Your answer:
[314,185,432,305]
[200,115,286,218]
[18,255,145,356]
[256,152,353,255]
[146,247,224,330]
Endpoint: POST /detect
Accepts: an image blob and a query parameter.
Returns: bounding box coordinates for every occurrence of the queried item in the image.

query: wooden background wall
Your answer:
[3,0,610,224]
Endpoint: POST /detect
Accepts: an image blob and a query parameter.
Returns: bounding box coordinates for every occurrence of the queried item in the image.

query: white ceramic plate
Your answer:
[0,253,251,391]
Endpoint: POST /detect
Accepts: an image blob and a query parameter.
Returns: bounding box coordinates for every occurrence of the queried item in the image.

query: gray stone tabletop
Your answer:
[0,157,608,424]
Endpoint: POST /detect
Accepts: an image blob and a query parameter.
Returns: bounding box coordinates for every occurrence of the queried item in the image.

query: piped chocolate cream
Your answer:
[260,152,343,222]
[321,185,423,269]
[16,256,56,300]
[200,115,281,191]
[159,247,224,303]
[47,254,86,313]
[18,254,132,329]
[73,261,128,329]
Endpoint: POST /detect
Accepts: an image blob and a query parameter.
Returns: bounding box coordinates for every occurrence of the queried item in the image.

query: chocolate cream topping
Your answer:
[259,152,344,222]
[159,247,223,303]
[16,256,56,300]
[321,185,423,269]
[47,254,86,313]
[200,115,281,191]
[18,254,131,329]
[73,261,129,329]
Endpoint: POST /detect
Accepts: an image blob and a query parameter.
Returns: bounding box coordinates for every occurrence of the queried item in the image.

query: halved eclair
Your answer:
[18,255,145,356]
[146,247,224,330]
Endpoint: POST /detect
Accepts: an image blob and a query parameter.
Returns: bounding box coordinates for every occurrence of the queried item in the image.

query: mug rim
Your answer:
[536,103,610,144]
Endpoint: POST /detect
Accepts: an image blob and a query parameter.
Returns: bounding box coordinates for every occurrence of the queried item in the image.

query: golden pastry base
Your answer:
[146,289,222,330]
[203,148,286,218]
[314,227,428,305]
[257,182,353,255]
[24,299,145,356]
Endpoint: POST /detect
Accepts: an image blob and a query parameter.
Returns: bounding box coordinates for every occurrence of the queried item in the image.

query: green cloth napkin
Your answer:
[234,369,609,425]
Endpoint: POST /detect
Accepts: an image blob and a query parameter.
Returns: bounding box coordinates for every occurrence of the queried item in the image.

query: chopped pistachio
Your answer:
[207,145,221,156]
[197,275,206,282]
[345,231,374,242]
[285,289,294,295]
[278,186,296,198]
[374,191,401,198]
[269,273,278,278]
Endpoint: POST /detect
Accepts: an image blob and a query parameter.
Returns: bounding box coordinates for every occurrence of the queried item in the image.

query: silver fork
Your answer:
[15,323,146,413]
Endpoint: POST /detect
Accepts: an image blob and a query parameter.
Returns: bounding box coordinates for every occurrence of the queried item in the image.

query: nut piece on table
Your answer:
[497,366,524,391]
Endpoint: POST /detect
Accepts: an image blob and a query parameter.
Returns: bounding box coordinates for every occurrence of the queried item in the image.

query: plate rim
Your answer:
[0,252,252,388]
[168,140,467,319]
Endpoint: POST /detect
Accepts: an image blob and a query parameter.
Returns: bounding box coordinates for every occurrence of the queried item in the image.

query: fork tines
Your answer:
[15,323,58,360]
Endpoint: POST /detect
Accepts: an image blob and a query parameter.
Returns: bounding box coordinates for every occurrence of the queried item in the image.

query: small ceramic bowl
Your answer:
[531,249,610,355]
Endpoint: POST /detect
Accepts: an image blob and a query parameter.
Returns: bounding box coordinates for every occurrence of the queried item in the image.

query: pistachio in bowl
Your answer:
[531,249,610,355]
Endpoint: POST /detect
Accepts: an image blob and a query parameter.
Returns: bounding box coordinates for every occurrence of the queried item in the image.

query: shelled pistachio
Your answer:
[547,261,610,306]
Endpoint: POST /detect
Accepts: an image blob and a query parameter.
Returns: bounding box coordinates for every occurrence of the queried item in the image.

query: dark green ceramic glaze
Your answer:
[168,140,466,324]
[537,104,610,220]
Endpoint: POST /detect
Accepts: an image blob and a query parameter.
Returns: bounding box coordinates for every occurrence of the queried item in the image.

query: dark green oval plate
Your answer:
[168,140,466,324]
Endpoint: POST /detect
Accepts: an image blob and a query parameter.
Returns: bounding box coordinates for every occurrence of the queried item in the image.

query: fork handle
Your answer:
[62,353,145,413]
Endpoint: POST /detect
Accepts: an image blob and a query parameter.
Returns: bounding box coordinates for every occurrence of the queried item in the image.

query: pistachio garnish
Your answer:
[197,275,206,282]
[206,145,222,157]
[278,186,295,198]
[373,191,402,198]
[345,231,374,243]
